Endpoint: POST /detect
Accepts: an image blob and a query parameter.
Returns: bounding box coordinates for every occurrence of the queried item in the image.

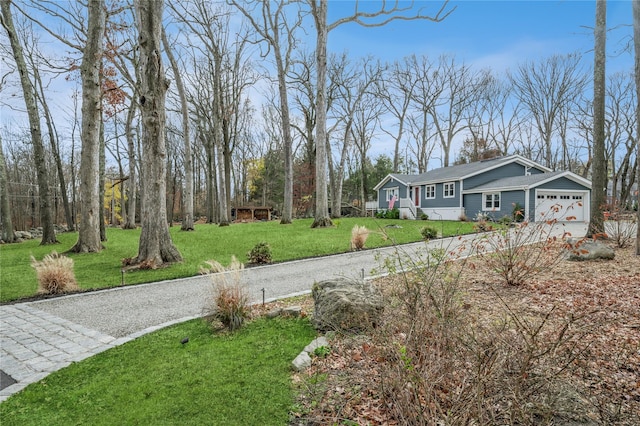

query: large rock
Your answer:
[566,238,615,261]
[312,277,384,333]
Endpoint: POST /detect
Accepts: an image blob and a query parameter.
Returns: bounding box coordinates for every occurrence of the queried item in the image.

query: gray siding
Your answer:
[422,181,460,208]
[464,163,527,189]
[464,190,525,221]
[537,177,590,191]
[377,177,408,209]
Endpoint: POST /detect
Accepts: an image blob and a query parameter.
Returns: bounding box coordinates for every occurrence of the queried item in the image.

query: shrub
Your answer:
[420,226,438,240]
[31,251,79,294]
[472,217,581,286]
[458,212,468,222]
[202,256,250,331]
[247,241,272,264]
[350,225,369,251]
[499,215,513,226]
[512,202,525,222]
[473,218,494,232]
[368,240,591,425]
[605,206,636,248]
[420,213,429,220]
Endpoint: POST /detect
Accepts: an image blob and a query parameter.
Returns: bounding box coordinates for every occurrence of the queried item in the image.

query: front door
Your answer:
[413,187,420,207]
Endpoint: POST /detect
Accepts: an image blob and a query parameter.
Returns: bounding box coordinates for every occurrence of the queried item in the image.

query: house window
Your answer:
[425,185,435,199]
[483,192,500,210]
[386,187,399,202]
[443,182,455,198]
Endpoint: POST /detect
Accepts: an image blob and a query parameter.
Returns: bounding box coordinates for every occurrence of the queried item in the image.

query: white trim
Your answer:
[374,174,409,191]
[443,182,455,198]
[420,207,465,221]
[424,184,435,199]
[411,154,552,186]
[534,188,589,222]
[482,192,501,211]
[385,187,399,202]
[462,171,592,194]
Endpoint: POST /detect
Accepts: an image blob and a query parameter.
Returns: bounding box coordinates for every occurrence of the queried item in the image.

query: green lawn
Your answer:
[0,316,317,425]
[0,218,475,302]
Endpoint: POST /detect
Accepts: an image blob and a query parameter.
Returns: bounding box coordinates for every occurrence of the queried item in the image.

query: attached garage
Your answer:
[463,170,591,223]
[534,190,589,222]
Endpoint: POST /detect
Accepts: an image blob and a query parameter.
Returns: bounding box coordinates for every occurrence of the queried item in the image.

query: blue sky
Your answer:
[326,0,633,75]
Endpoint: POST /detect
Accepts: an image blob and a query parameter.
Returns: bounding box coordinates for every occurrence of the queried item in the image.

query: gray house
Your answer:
[373,155,591,222]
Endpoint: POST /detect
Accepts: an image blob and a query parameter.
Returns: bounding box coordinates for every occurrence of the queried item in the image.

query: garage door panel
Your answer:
[535,191,585,222]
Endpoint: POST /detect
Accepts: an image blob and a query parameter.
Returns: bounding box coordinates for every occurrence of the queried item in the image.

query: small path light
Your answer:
[121,269,125,286]
[261,288,265,306]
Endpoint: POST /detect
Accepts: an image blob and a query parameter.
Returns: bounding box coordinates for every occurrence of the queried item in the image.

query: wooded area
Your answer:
[0,0,638,262]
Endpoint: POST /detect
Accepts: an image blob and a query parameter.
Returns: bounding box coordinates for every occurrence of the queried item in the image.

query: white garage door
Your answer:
[535,191,587,222]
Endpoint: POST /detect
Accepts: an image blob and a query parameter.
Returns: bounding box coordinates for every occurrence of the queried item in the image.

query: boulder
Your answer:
[291,351,312,371]
[566,238,615,261]
[303,336,329,354]
[312,277,384,333]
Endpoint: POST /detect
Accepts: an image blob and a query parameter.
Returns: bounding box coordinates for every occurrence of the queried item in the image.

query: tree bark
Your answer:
[123,100,138,229]
[1,0,58,245]
[310,0,333,228]
[32,66,75,232]
[66,0,105,252]
[0,140,15,243]
[133,0,182,265]
[587,0,607,238]
[633,0,640,255]
[161,29,194,231]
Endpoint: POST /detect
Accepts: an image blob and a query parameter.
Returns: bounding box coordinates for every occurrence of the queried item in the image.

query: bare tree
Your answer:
[379,57,418,172]
[0,137,14,242]
[307,0,453,228]
[162,28,194,231]
[633,0,640,255]
[132,0,182,266]
[0,0,57,244]
[510,54,587,169]
[230,0,306,225]
[430,55,487,167]
[587,0,606,238]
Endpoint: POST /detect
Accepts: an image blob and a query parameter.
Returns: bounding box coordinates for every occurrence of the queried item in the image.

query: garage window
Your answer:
[483,192,500,210]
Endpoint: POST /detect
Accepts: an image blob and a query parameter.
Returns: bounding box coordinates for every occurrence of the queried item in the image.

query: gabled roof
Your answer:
[374,154,551,191]
[462,170,592,193]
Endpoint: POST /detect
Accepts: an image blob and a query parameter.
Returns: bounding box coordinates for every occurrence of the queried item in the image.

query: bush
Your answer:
[202,256,250,331]
[375,208,400,219]
[472,218,580,286]
[247,241,272,264]
[370,241,591,425]
[499,215,513,226]
[350,225,369,251]
[31,252,79,294]
[420,226,438,240]
[420,213,429,220]
[512,202,525,222]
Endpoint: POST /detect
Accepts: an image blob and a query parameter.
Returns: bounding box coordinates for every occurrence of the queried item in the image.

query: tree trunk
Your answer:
[33,66,75,232]
[0,141,15,243]
[310,0,333,228]
[162,29,194,231]
[633,0,640,255]
[1,0,58,245]
[587,0,607,238]
[123,100,138,229]
[65,0,105,252]
[133,0,182,265]
[99,119,107,241]
[276,51,294,224]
